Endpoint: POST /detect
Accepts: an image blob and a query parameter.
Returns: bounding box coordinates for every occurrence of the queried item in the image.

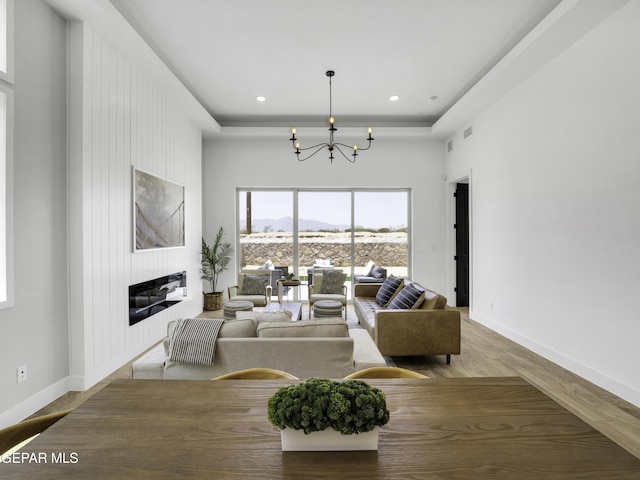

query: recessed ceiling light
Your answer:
[389,95,400,102]
[256,95,266,102]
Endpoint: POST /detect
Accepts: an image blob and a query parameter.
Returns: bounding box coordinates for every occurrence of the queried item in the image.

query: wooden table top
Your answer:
[2,377,639,479]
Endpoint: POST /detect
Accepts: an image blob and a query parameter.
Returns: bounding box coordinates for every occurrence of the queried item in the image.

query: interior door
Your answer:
[455,183,469,307]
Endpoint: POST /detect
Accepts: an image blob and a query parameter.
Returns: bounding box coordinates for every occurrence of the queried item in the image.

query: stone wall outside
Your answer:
[239,232,407,271]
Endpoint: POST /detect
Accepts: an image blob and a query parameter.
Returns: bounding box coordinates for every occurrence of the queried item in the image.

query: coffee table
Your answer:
[262,301,302,321]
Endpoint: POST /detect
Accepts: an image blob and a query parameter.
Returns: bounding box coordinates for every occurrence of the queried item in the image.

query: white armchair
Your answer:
[308,269,347,319]
[227,269,272,307]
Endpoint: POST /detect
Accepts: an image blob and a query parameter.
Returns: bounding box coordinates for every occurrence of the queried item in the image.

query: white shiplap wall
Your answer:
[68,22,203,390]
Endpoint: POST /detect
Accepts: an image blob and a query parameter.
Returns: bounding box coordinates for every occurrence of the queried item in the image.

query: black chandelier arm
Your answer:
[333,139,374,152]
[294,144,331,162]
[333,144,357,163]
[293,142,330,152]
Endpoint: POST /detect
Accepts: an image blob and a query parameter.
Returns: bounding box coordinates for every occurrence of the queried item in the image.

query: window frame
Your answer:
[0,83,14,309]
[0,0,14,85]
[235,187,411,285]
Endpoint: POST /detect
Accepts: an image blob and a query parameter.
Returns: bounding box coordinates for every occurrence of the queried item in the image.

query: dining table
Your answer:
[1,376,640,479]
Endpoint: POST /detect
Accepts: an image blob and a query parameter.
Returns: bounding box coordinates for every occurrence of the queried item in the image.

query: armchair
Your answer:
[227,269,272,307]
[308,269,347,319]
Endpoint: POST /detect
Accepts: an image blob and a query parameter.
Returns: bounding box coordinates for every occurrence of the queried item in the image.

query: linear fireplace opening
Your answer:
[129,271,187,326]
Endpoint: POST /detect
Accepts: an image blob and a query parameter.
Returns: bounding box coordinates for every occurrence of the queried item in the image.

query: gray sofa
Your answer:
[353,278,461,363]
[132,313,386,380]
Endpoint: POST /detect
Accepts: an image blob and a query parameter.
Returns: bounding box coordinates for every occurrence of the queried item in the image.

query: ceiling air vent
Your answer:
[447,140,453,152]
[463,126,473,139]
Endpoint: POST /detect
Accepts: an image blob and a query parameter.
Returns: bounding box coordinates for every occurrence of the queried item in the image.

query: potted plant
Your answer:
[267,377,390,451]
[200,227,233,311]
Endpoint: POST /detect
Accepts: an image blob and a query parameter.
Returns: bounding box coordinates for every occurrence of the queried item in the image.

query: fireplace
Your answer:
[129,271,186,326]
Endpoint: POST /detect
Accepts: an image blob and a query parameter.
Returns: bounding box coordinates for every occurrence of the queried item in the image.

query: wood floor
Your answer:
[32,306,640,459]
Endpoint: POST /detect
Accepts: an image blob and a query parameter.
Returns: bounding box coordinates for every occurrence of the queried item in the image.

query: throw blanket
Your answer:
[168,318,225,366]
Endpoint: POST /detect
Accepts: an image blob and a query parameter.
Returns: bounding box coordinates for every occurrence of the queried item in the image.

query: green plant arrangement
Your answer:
[267,377,390,435]
[200,227,233,310]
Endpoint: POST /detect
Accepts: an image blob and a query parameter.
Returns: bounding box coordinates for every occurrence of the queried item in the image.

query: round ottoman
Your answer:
[223,300,254,319]
[313,300,343,319]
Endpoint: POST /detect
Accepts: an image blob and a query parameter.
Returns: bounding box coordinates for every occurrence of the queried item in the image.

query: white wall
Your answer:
[67,22,203,391]
[0,0,204,427]
[446,0,640,406]
[203,136,448,294]
[0,0,69,424]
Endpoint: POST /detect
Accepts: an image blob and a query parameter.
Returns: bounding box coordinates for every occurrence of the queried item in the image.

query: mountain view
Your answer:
[240,216,351,233]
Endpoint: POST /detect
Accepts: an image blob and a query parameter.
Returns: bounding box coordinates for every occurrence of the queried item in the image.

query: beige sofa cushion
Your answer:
[236,310,292,322]
[419,288,448,309]
[257,318,348,338]
[163,337,357,380]
[167,318,257,340]
[164,317,257,356]
[218,318,257,338]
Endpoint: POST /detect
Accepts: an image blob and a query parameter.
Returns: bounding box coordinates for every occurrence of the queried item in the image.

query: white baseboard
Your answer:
[470,310,640,408]
[0,377,70,429]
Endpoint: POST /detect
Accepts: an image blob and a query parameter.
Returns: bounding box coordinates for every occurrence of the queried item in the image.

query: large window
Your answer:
[0,0,12,83]
[237,189,409,300]
[0,0,13,307]
[0,80,11,307]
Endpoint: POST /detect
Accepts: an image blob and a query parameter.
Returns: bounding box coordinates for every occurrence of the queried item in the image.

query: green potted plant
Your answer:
[267,377,390,451]
[200,227,233,311]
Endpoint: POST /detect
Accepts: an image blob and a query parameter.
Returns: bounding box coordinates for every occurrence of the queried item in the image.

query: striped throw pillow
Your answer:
[375,275,403,307]
[388,282,425,310]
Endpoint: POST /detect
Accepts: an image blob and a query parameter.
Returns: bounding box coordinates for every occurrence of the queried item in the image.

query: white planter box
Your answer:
[280,428,379,451]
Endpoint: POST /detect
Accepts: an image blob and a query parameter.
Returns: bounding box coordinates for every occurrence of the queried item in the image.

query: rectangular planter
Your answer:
[280,428,379,451]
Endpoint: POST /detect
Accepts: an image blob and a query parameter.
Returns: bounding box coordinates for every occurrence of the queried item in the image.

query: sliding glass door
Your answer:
[354,191,409,279]
[237,189,409,301]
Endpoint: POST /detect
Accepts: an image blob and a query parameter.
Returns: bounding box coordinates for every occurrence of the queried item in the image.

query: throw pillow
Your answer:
[388,282,425,310]
[320,270,346,294]
[375,275,404,306]
[241,273,269,295]
[362,260,376,277]
[371,266,387,279]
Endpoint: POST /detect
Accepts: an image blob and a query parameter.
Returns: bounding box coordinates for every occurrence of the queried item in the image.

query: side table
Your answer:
[277,279,302,303]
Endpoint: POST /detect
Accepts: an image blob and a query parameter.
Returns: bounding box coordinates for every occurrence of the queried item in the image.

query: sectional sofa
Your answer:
[132,313,387,380]
[353,276,461,363]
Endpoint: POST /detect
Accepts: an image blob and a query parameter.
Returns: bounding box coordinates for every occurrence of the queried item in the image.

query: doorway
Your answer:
[455,183,470,307]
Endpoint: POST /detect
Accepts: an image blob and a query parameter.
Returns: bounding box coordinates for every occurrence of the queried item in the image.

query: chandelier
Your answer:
[289,70,374,163]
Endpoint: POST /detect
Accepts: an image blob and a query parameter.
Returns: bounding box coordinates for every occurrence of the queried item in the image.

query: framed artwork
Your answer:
[133,167,185,251]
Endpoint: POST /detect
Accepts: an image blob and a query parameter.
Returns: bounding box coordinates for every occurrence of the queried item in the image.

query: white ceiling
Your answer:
[108,0,562,129]
[44,0,629,138]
